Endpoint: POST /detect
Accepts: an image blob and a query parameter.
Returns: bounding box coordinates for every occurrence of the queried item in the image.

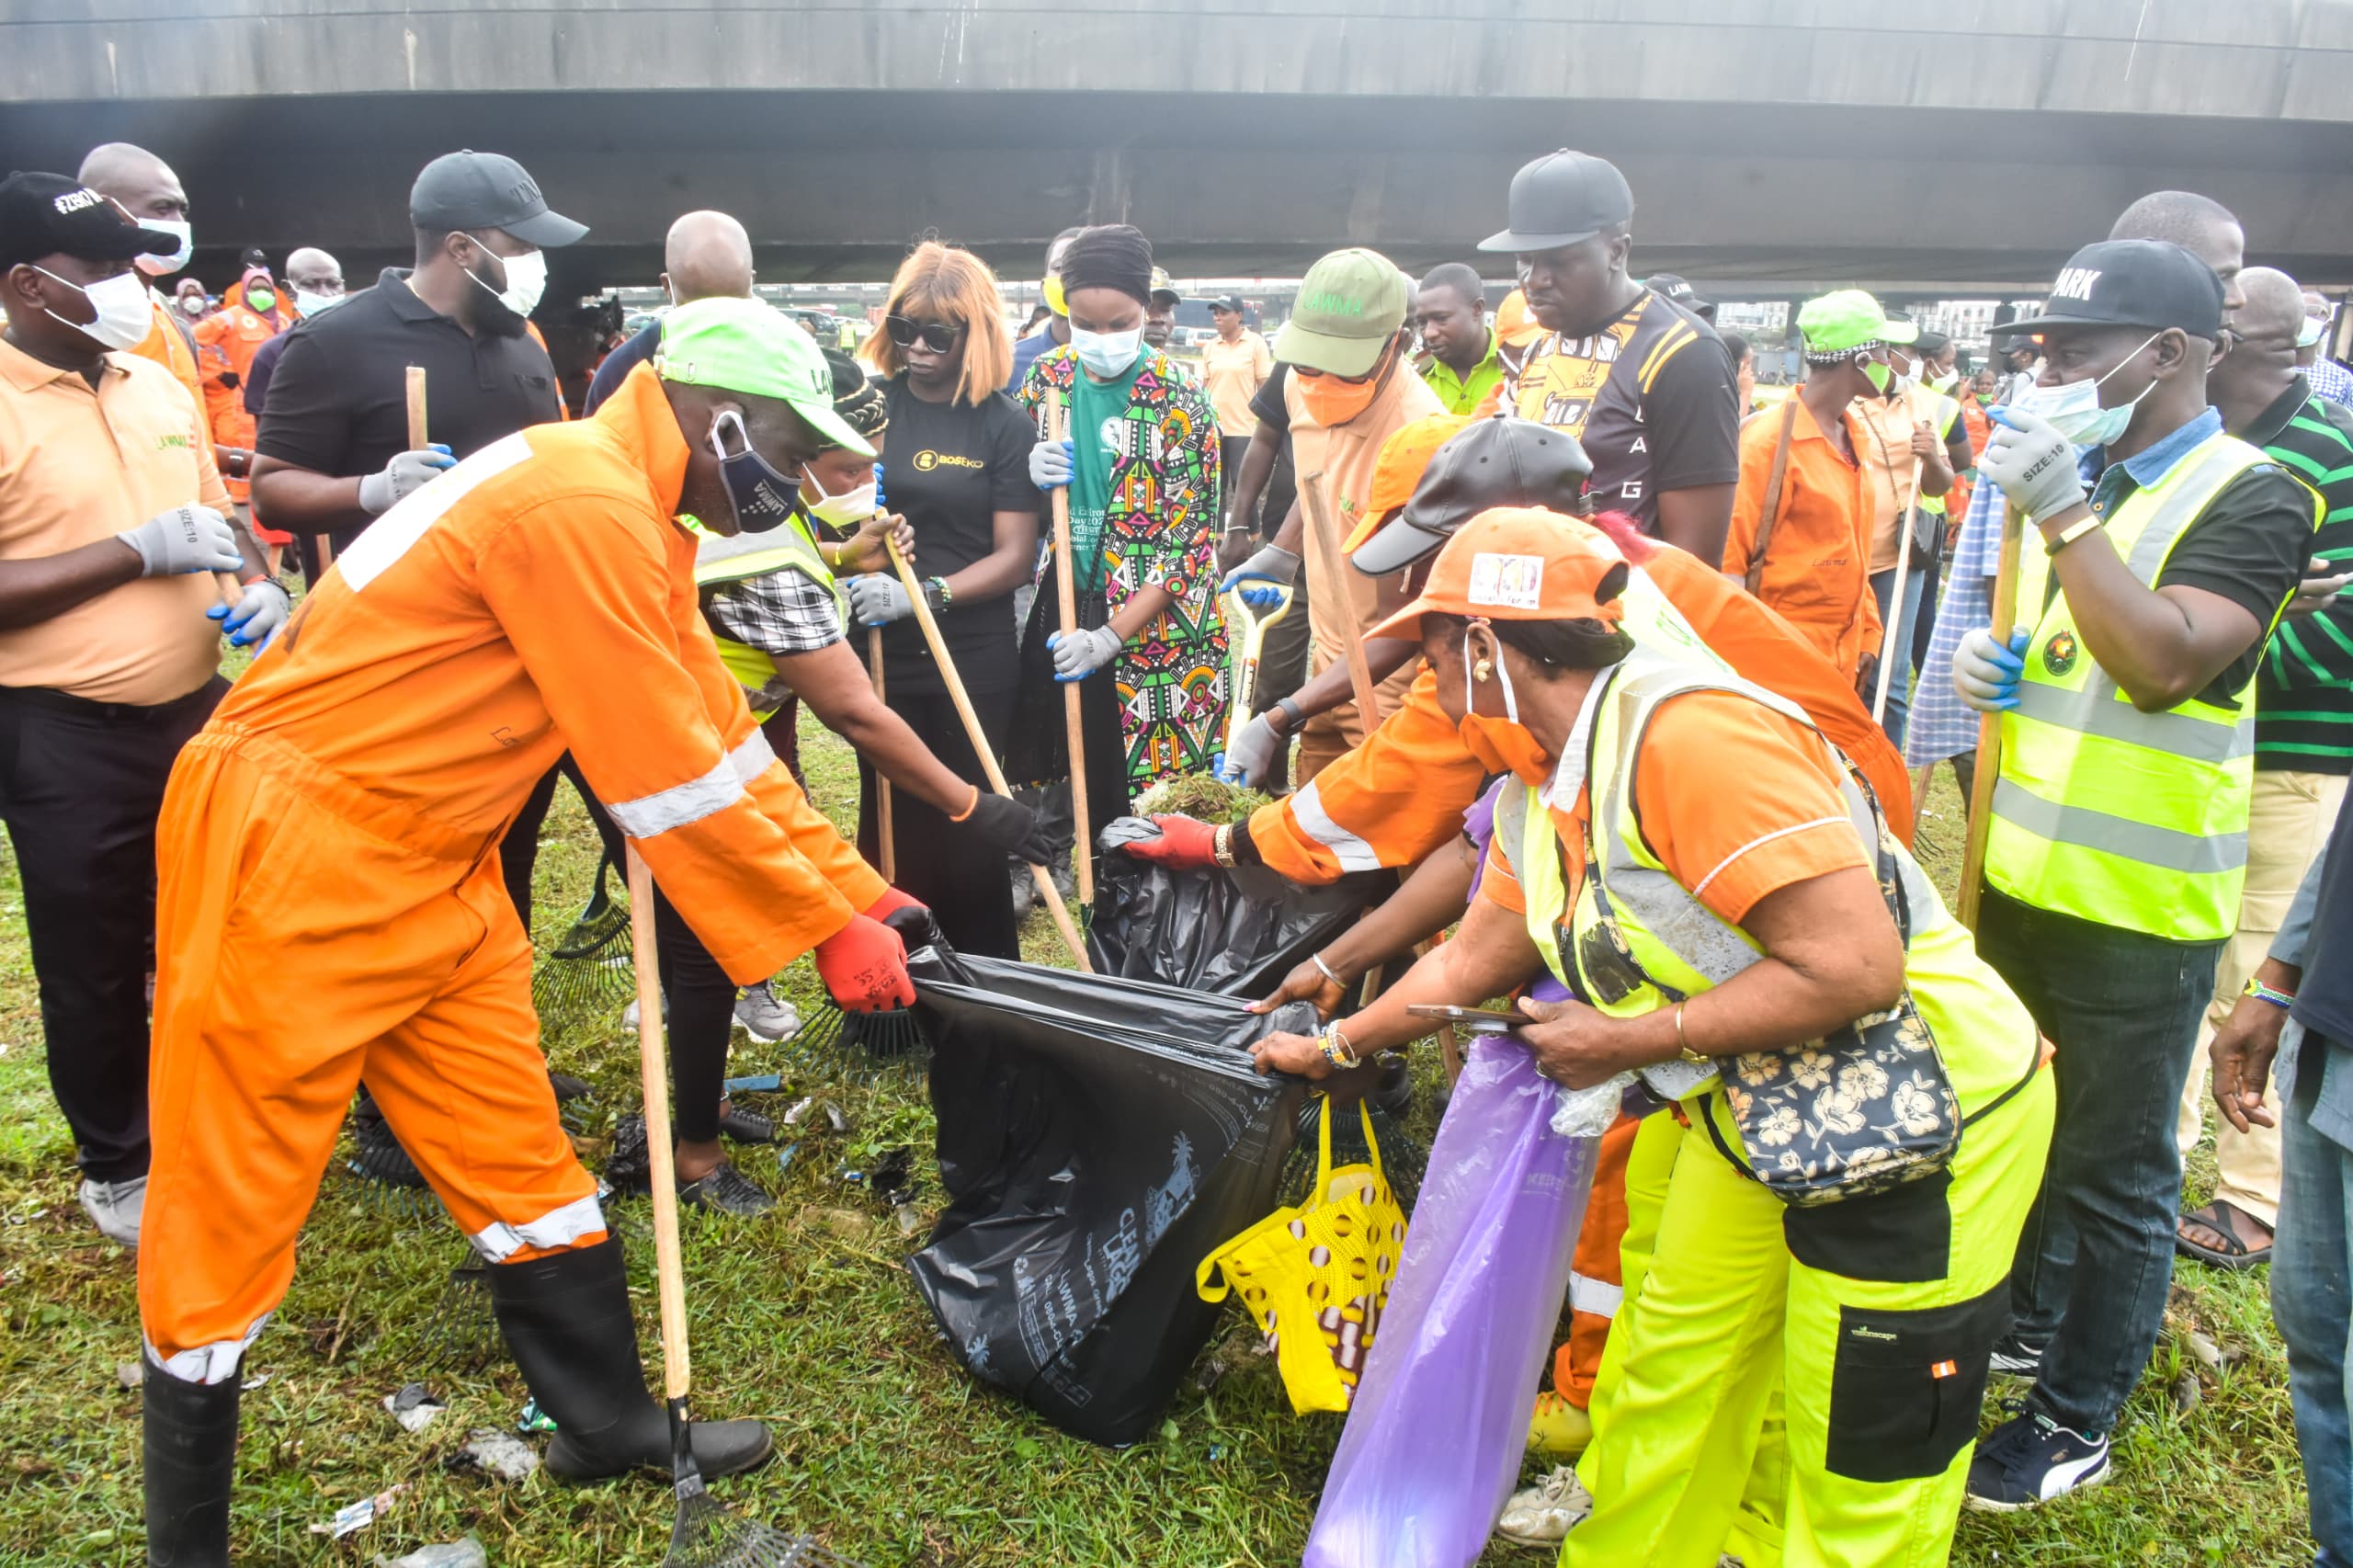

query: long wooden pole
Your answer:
[869,630,895,881]
[1871,455,1925,724]
[887,539,1092,971]
[1956,503,2026,931]
[1048,393,1094,915]
[624,846,692,1400]
[1299,470,1381,727]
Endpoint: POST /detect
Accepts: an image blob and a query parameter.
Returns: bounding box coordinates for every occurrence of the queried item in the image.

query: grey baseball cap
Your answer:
[409,151,586,248]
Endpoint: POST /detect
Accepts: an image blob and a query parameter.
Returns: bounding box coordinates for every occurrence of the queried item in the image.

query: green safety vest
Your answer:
[688,511,847,720]
[1496,649,2038,1118]
[1984,429,2305,942]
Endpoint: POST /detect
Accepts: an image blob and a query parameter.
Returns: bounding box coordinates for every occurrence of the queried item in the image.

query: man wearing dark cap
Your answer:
[0,172,275,1248]
[1951,239,2319,1511]
[1643,271,1714,325]
[1479,149,1739,563]
[1144,267,1182,351]
[250,150,585,572]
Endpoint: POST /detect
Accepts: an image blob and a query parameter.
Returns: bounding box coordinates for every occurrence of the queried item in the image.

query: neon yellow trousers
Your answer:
[1569,1073,2053,1568]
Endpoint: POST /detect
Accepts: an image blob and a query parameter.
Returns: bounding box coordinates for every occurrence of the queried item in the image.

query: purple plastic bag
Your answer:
[1302,1034,1598,1568]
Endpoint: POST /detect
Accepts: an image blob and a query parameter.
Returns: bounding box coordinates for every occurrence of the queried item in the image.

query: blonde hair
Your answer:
[859,241,1014,406]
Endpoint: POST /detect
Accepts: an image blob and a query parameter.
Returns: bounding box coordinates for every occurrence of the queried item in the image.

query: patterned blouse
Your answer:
[1019,347,1229,788]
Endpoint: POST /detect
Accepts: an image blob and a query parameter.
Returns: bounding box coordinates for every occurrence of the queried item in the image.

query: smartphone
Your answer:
[1406,1003,1533,1034]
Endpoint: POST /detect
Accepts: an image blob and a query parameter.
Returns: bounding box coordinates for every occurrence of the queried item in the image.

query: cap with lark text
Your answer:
[2002,239,2224,341]
[410,151,587,249]
[0,172,180,270]
[1353,413,1595,575]
[1276,247,1409,378]
[657,298,876,457]
[1480,150,1635,254]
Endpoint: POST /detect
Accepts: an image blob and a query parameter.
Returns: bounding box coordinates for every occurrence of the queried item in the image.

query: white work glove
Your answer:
[1980,410,2089,525]
[1217,712,1283,787]
[208,580,291,649]
[1048,623,1123,682]
[117,505,244,577]
[847,573,914,626]
[358,444,455,516]
[1954,626,2030,712]
[1029,437,1074,490]
[1220,542,1302,609]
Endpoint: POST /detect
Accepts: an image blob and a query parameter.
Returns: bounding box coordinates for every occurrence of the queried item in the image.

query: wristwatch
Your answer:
[924,575,952,613]
[2044,513,2104,556]
[1275,696,1307,733]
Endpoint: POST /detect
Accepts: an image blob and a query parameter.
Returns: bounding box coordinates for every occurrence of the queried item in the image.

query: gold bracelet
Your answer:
[1675,1002,1708,1065]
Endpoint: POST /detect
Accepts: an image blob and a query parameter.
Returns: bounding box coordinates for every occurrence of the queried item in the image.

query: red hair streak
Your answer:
[1583,508,1659,563]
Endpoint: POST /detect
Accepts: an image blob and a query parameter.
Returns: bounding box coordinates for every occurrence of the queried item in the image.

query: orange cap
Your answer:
[1366,506,1629,643]
[1344,413,1474,554]
[1495,288,1545,348]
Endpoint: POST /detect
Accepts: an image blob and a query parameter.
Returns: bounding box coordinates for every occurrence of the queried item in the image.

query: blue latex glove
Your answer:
[1029,437,1074,490]
[1220,542,1302,609]
[1954,626,2030,711]
[208,580,292,650]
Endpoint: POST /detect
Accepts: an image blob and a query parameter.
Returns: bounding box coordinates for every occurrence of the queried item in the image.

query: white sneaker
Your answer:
[79,1175,146,1248]
[733,982,801,1044]
[620,991,667,1032]
[1496,1465,1592,1547]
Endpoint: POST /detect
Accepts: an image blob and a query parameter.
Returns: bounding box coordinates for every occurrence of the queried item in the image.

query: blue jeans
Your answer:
[2276,1020,2353,1567]
[1869,560,1929,749]
[1975,889,2222,1436]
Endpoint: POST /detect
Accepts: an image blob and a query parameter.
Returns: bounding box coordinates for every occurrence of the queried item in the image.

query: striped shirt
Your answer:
[2248,376,2353,773]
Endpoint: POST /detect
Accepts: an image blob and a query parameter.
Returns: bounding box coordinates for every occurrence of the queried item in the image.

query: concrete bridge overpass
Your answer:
[4,1,2349,301]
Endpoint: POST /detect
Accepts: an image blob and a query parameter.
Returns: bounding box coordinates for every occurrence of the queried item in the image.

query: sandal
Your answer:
[2175,1198,2272,1269]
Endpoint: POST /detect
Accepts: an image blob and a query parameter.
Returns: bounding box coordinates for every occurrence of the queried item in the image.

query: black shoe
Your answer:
[677,1162,775,1216]
[547,1070,593,1103]
[1988,1335,2046,1377]
[143,1361,240,1566]
[717,1105,776,1145]
[485,1235,771,1483]
[1964,1411,2110,1512]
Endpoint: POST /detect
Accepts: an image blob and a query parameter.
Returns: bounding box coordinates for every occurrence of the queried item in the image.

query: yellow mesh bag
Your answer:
[1196,1097,1406,1415]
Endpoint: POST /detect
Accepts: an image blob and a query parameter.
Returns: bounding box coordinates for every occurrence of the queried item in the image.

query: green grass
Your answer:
[0,735,2313,1565]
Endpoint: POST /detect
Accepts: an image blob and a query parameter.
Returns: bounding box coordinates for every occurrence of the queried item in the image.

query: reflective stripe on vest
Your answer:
[689,513,847,719]
[1984,431,2290,941]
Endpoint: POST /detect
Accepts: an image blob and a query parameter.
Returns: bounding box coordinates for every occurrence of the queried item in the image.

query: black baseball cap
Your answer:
[1646,272,1710,312]
[409,151,586,248]
[0,171,179,270]
[1354,413,1596,576]
[2003,239,2223,340]
[1211,295,1245,313]
[1480,150,1635,253]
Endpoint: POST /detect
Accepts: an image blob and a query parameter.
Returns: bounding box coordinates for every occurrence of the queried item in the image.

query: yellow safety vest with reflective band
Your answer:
[688,513,848,720]
[1495,650,2038,1124]
[1985,430,2308,941]
[1919,387,1961,518]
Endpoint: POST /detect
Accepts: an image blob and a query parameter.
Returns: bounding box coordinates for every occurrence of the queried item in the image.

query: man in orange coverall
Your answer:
[139,297,921,1565]
[1125,411,1914,1489]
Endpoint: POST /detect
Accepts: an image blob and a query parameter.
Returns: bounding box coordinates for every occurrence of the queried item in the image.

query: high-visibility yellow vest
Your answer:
[1985,430,2311,941]
[1495,649,2038,1118]
[688,512,847,720]
[1919,387,1961,518]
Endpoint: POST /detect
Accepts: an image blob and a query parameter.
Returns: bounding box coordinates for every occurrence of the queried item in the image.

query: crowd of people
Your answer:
[6,128,2353,1568]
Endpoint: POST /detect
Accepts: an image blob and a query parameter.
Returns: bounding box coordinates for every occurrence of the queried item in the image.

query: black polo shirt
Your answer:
[256,267,561,543]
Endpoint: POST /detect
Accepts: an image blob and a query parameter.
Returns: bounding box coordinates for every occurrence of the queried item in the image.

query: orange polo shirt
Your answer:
[0,339,231,705]
[212,361,882,981]
[1722,395,1880,680]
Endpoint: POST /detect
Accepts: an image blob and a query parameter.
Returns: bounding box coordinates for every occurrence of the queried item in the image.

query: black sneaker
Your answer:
[676,1161,775,1217]
[1988,1335,2045,1377]
[718,1104,776,1144]
[1964,1411,2110,1512]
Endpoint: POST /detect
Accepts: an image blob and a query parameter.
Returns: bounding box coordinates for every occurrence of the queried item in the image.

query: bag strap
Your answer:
[1356,1098,1384,1182]
[1743,395,1801,597]
[1316,1093,1336,1189]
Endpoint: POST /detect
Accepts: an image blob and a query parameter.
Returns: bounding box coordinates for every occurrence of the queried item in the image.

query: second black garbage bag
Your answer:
[906,946,1315,1447]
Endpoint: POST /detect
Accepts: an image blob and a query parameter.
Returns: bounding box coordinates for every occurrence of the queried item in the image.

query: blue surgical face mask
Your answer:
[708,410,807,535]
[1070,323,1143,380]
[2011,332,2162,449]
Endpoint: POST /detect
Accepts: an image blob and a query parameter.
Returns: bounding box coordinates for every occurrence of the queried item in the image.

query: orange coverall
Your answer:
[140,363,883,1380]
[1234,535,1914,1412]
[191,301,279,503]
[1719,395,1881,681]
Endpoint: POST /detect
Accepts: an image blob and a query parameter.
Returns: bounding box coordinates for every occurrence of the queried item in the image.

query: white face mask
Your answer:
[2299,316,2328,350]
[467,244,547,320]
[801,463,879,529]
[293,289,346,319]
[35,267,153,350]
[134,219,193,278]
[2010,332,2162,449]
[1070,323,1143,380]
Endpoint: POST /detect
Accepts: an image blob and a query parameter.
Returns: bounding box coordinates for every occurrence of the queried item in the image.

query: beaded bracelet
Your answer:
[1318,1023,1359,1071]
[2245,979,2297,1012]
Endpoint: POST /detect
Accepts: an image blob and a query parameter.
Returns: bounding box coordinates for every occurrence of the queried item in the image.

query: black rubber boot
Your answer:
[143,1363,239,1567]
[485,1235,771,1482]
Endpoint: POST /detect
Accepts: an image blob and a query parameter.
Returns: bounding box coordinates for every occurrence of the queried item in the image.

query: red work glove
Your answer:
[813,913,915,1014]
[863,886,928,924]
[1122,813,1219,870]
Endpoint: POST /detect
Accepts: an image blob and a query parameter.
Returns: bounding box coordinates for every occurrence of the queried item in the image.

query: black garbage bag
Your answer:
[1088,815,1397,997]
[906,946,1315,1447]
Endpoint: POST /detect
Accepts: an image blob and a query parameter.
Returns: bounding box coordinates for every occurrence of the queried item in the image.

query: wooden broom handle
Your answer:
[623,846,691,1399]
[1048,393,1095,911]
[1956,504,2026,931]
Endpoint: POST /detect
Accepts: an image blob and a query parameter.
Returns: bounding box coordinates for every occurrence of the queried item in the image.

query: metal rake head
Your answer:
[416,1250,498,1369]
[666,1483,865,1568]
[531,872,635,1028]
[785,1002,927,1087]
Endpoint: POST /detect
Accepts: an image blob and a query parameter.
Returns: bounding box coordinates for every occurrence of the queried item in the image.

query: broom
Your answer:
[625,846,864,1568]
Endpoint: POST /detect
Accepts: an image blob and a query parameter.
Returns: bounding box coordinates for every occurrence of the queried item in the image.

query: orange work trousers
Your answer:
[140,727,603,1381]
[1554,1114,1640,1407]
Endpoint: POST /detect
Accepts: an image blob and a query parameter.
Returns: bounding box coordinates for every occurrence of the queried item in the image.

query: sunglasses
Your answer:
[885,315,966,353]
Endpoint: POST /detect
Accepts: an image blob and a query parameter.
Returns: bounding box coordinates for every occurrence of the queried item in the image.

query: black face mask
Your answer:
[709,410,807,535]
